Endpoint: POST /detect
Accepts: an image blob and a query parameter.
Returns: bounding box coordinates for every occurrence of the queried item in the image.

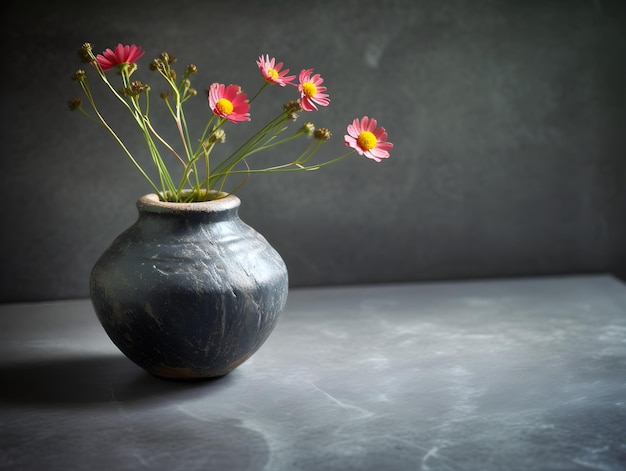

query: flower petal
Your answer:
[344,116,393,160]
[96,43,144,71]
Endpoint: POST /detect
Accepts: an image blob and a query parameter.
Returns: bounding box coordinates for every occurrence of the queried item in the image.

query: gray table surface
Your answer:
[1,274,625,471]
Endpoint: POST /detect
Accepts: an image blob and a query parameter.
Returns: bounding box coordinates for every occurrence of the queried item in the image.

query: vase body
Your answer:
[89,193,288,380]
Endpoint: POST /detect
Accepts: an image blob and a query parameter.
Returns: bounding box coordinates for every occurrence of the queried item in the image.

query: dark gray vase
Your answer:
[89,192,288,380]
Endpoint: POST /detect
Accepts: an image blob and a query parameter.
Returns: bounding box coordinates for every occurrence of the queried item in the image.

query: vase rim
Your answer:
[137,192,241,213]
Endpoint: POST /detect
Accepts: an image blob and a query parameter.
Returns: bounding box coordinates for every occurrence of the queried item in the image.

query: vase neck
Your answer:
[136,193,241,222]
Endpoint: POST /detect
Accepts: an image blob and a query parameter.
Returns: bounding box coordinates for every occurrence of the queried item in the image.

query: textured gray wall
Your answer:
[1,0,625,302]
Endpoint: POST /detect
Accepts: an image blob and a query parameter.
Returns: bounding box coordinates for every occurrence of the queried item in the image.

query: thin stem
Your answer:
[78,79,162,195]
[248,82,269,104]
[212,111,289,177]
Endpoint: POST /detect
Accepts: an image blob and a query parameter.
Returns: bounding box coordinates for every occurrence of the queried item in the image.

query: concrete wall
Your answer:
[1,0,625,302]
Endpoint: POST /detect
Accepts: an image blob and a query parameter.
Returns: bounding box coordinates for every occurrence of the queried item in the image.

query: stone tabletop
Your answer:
[1,274,625,470]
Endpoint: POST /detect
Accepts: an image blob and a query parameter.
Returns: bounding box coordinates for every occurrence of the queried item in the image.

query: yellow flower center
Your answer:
[216,98,233,115]
[357,131,377,151]
[302,82,317,98]
[267,68,279,79]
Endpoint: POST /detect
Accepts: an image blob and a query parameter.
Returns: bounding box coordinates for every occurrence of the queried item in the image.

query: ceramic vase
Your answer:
[89,192,288,380]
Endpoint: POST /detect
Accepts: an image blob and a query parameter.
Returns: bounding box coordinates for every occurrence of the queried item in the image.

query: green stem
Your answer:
[78,79,162,195]
[248,82,269,104]
[212,111,289,178]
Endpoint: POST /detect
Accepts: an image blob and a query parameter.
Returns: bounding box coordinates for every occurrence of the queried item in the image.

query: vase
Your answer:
[89,191,288,380]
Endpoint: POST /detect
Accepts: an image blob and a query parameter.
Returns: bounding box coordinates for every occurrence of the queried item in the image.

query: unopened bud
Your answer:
[283,100,302,120]
[149,58,162,71]
[301,122,315,136]
[72,69,87,82]
[78,43,94,63]
[314,128,332,141]
[67,98,82,111]
[208,129,226,144]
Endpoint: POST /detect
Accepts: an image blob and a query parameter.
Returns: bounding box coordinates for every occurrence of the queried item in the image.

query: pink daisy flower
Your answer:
[96,44,144,72]
[208,83,251,123]
[257,54,296,87]
[297,69,330,112]
[344,116,393,162]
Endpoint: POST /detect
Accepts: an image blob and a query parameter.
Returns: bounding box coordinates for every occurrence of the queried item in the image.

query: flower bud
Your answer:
[78,43,94,63]
[160,52,176,65]
[72,70,87,82]
[149,58,162,71]
[67,98,82,111]
[208,129,226,144]
[186,64,198,75]
[314,128,332,141]
[122,81,150,97]
[283,100,302,120]
[301,122,315,136]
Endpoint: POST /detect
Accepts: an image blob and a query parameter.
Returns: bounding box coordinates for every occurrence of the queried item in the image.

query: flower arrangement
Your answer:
[69,43,393,202]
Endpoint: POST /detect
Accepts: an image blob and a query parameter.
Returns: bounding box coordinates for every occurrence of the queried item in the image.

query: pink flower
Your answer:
[297,69,330,111]
[208,83,250,123]
[96,44,144,72]
[257,55,296,87]
[344,116,393,162]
